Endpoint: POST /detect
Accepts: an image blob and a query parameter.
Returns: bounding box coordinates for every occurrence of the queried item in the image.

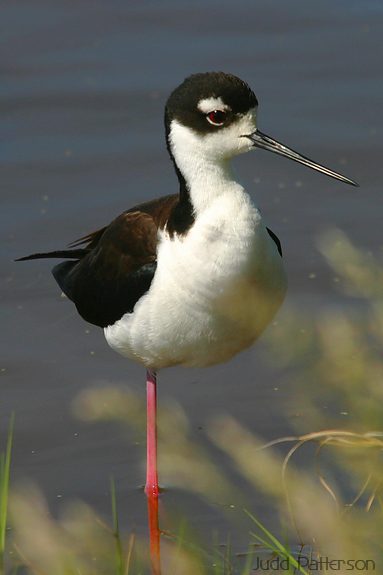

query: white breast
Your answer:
[104,188,287,369]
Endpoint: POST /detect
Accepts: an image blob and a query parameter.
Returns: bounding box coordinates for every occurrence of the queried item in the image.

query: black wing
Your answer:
[51,211,159,327]
[17,195,181,328]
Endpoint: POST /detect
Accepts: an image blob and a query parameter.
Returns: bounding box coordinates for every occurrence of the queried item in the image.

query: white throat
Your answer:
[175,145,239,215]
[169,114,256,215]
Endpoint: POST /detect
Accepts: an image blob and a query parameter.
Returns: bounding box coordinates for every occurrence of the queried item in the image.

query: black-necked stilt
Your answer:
[17,70,357,508]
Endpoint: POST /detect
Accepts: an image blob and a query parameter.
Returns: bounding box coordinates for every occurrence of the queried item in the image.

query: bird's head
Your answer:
[165,72,357,186]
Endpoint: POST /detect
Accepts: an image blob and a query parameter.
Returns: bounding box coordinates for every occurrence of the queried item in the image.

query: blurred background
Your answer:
[1,0,382,558]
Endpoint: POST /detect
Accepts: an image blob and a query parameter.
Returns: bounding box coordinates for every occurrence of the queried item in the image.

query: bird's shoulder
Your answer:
[53,194,180,328]
[71,193,179,256]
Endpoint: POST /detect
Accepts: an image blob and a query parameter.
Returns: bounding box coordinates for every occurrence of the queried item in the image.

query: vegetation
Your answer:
[0,415,13,575]
[1,231,382,574]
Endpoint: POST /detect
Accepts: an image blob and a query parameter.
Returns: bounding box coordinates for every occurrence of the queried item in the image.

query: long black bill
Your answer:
[247,130,358,187]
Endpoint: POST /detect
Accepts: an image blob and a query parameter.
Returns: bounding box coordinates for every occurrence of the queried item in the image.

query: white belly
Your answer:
[105,192,287,369]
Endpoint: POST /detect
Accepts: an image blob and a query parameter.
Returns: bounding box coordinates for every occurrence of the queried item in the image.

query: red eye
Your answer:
[206,110,226,126]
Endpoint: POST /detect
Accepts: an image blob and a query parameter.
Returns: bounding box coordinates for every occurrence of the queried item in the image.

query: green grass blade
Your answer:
[248,531,279,554]
[240,545,256,575]
[245,509,310,575]
[0,414,14,574]
[241,546,255,575]
[110,477,124,575]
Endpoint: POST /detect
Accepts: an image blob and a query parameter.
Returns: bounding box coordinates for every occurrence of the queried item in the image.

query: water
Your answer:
[2,0,382,546]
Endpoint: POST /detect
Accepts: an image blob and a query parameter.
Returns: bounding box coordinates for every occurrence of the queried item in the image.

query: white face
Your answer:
[169,106,257,164]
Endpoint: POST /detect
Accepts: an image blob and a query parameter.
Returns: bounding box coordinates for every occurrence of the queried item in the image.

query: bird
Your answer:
[17,71,357,503]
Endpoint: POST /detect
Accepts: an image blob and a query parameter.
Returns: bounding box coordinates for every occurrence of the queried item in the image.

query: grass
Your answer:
[3,410,383,574]
[0,415,14,575]
[110,477,124,575]
[3,231,383,573]
[110,477,136,575]
[245,509,309,575]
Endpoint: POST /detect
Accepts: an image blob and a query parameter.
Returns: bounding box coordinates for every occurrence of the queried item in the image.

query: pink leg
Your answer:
[147,493,161,575]
[145,369,159,498]
[145,369,161,574]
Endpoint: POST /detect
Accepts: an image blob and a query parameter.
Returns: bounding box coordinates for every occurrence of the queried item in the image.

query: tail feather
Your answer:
[15,249,87,262]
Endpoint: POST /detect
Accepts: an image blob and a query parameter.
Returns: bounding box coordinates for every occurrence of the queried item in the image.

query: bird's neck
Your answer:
[174,156,246,220]
[181,155,243,215]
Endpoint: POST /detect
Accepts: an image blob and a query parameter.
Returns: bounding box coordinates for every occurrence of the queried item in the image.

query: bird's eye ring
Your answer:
[206,110,226,126]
